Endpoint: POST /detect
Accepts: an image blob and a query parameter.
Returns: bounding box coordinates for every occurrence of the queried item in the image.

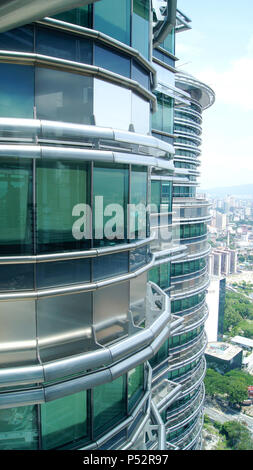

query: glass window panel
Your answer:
[0,405,38,450]
[148,266,159,285]
[151,181,160,212]
[94,0,131,45]
[163,96,174,134]
[94,44,130,77]
[130,245,147,271]
[152,94,163,131]
[131,92,150,134]
[0,263,34,291]
[160,262,169,289]
[36,160,90,253]
[36,26,77,61]
[93,163,128,247]
[132,61,150,89]
[0,64,34,118]
[36,258,91,288]
[130,272,147,327]
[128,364,144,411]
[161,28,175,55]
[53,6,92,28]
[93,376,126,438]
[94,78,131,130]
[35,67,93,124]
[93,251,129,281]
[0,25,34,52]
[130,165,147,239]
[41,392,87,449]
[0,158,33,255]
[132,0,150,58]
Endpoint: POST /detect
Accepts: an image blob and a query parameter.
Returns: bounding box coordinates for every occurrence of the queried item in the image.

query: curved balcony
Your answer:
[170,271,209,298]
[165,382,204,430]
[168,331,207,370]
[175,106,202,123]
[166,414,203,449]
[179,303,208,333]
[174,117,202,134]
[0,281,172,399]
[175,130,202,147]
[179,357,206,396]
[185,240,210,259]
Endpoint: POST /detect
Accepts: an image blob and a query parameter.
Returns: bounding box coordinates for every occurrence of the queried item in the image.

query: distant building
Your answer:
[230,336,253,351]
[205,277,226,342]
[208,249,237,276]
[205,342,243,373]
[216,212,227,231]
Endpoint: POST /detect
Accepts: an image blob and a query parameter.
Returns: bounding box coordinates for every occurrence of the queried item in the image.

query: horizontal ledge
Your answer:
[0,51,156,109]
[0,117,174,156]
[0,311,172,405]
[0,235,154,265]
[0,255,155,300]
[0,144,175,171]
[38,18,157,77]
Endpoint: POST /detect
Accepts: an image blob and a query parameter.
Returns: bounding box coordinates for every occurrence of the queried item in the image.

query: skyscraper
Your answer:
[0,1,214,450]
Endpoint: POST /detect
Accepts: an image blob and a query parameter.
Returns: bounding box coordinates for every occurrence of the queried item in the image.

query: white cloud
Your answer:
[197,57,253,111]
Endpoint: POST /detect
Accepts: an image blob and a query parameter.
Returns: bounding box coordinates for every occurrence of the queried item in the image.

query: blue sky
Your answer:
[176,0,253,189]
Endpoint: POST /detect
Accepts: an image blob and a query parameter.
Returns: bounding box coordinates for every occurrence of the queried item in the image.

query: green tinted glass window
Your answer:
[0,405,38,450]
[148,266,159,285]
[128,364,144,411]
[94,0,131,45]
[36,160,90,253]
[149,339,168,367]
[161,28,175,54]
[0,158,33,255]
[160,262,170,289]
[53,6,92,27]
[0,64,34,118]
[93,376,126,438]
[41,392,87,449]
[151,181,160,212]
[130,165,147,239]
[132,0,150,58]
[93,163,128,247]
[152,94,173,134]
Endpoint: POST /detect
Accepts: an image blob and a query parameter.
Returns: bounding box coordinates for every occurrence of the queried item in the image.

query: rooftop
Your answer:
[231,336,253,349]
[205,342,242,361]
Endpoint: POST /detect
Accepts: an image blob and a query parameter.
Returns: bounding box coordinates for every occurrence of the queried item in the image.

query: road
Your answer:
[205,405,253,432]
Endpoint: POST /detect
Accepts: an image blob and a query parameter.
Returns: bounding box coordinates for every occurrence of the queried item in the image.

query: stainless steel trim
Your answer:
[0,51,156,108]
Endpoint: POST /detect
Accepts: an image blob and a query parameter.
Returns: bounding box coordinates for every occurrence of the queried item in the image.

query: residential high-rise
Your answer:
[0,1,214,450]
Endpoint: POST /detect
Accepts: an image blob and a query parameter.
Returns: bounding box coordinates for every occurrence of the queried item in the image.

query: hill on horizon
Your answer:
[199,184,253,198]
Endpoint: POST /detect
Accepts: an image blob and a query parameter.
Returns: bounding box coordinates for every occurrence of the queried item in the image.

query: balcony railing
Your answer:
[168,331,207,369]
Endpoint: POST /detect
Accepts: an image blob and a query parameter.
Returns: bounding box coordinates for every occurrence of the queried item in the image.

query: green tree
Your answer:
[221,421,253,450]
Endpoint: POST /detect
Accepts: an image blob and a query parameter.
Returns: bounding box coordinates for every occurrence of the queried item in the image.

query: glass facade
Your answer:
[152,93,174,134]
[0,158,33,255]
[41,392,87,449]
[132,0,150,59]
[0,0,213,452]
[94,0,131,45]
[0,406,38,450]
[35,68,93,124]
[53,5,92,27]
[0,64,34,118]
[36,160,90,253]
[93,163,128,246]
[93,376,126,438]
